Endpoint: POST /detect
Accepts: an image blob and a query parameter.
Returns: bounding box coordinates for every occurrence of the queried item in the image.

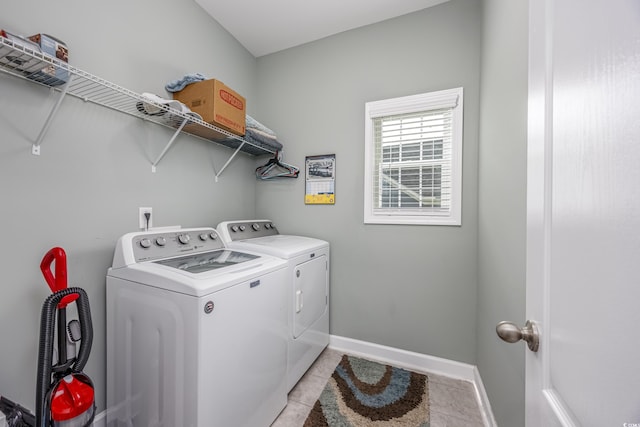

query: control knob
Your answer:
[239,225,246,231]
[251,223,260,231]
[155,237,166,246]
[139,238,151,249]
[199,233,208,241]
[231,225,239,232]
[177,234,191,244]
[209,232,217,240]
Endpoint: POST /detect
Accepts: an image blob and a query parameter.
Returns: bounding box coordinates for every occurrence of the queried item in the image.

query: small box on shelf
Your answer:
[0,30,47,74]
[26,33,69,86]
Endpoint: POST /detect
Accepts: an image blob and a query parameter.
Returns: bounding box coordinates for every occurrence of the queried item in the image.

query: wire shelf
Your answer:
[0,35,274,175]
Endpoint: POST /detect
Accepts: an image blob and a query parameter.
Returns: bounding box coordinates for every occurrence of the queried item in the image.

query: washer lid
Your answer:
[107,250,287,296]
[153,249,258,273]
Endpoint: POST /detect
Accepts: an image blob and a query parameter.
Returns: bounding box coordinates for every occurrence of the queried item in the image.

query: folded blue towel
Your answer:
[244,129,283,152]
[243,116,282,152]
[165,73,206,93]
[246,114,277,136]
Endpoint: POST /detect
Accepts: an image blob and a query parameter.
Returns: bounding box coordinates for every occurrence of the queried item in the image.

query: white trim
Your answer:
[329,334,496,427]
[473,365,499,427]
[366,88,460,117]
[92,409,106,426]
[330,334,474,380]
[364,87,463,226]
[543,390,580,427]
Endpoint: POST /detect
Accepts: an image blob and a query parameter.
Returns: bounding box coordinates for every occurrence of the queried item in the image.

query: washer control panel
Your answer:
[217,220,279,242]
[132,228,224,262]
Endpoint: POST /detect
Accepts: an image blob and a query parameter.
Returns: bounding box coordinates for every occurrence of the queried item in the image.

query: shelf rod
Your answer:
[32,75,74,155]
[151,118,189,172]
[214,141,246,182]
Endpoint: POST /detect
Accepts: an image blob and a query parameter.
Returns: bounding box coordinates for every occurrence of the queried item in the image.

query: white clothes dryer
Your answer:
[216,220,329,391]
[106,227,288,427]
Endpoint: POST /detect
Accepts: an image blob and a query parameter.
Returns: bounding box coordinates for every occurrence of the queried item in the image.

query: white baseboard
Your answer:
[473,365,499,427]
[329,334,497,427]
[93,409,106,427]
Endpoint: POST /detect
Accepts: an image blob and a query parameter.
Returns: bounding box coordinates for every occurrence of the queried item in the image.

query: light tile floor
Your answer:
[271,348,485,427]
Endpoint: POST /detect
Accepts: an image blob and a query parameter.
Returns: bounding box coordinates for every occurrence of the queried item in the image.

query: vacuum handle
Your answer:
[40,247,77,308]
[40,247,67,290]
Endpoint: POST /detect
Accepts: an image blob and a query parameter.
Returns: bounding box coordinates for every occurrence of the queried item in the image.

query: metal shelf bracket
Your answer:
[32,75,74,155]
[151,118,189,172]
[214,141,246,182]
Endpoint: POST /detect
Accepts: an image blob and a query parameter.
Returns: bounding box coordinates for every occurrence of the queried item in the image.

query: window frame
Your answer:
[364,87,463,226]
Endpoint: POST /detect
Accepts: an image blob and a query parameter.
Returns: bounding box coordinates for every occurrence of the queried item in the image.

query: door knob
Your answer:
[496,320,539,352]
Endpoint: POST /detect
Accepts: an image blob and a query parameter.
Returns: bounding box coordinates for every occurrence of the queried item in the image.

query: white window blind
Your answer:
[364,88,463,225]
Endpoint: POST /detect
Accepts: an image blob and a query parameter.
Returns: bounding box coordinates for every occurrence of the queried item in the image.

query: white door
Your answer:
[525,0,640,425]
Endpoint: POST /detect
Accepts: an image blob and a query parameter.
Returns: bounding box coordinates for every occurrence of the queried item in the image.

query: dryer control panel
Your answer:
[217,220,279,242]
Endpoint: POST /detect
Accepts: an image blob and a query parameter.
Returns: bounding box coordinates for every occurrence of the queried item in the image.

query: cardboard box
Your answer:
[173,79,246,136]
[27,33,69,86]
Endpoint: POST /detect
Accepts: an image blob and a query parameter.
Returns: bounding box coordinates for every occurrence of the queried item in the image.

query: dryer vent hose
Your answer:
[35,287,93,427]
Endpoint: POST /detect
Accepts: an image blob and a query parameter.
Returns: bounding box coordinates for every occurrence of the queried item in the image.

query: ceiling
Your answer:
[194,0,450,57]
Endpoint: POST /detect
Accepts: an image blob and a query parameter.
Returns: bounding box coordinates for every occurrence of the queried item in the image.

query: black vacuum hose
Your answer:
[72,288,93,373]
[35,287,93,427]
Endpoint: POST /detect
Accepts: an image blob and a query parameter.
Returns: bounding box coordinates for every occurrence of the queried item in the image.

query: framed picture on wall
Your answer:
[305,154,335,205]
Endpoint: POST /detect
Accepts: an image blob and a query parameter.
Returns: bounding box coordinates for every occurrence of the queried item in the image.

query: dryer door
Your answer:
[293,255,327,338]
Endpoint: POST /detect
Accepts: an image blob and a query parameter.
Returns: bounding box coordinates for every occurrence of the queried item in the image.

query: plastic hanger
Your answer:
[256,151,300,180]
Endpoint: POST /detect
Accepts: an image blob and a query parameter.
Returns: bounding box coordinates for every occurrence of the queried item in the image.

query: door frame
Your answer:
[526,0,585,425]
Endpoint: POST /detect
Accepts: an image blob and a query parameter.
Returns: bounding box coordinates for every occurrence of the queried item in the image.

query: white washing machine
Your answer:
[216,220,329,391]
[106,227,288,427]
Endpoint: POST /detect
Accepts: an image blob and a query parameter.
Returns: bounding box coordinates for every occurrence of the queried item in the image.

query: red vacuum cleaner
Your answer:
[0,248,95,427]
[36,247,95,427]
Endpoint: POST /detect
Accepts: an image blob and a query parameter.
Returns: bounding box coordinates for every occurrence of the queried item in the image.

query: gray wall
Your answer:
[476,0,528,426]
[0,0,259,412]
[254,0,482,364]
